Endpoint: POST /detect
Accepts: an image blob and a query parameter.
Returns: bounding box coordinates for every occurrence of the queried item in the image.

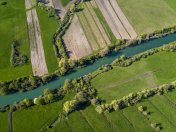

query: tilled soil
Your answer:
[63,15,92,59]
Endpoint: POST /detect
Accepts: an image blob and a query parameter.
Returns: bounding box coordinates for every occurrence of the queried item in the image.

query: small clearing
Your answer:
[63,14,92,59]
[26,9,48,76]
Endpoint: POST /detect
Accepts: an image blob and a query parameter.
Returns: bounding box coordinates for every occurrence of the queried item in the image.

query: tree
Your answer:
[44,88,51,95]
[24,99,33,107]
[63,100,78,114]
[63,79,73,91]
[36,96,45,105]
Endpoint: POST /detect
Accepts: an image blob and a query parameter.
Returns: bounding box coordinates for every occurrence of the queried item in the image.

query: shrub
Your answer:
[63,100,78,114]
[138,106,144,112]
[151,123,157,128]
[1,2,7,5]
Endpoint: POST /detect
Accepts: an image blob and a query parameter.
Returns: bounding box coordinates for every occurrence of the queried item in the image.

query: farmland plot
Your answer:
[63,15,92,59]
[95,0,131,39]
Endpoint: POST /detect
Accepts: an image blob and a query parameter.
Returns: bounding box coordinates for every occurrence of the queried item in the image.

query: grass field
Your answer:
[164,0,176,11]
[0,0,32,81]
[0,112,8,132]
[116,0,176,35]
[91,51,176,102]
[37,8,59,73]
[13,93,74,132]
[61,0,70,7]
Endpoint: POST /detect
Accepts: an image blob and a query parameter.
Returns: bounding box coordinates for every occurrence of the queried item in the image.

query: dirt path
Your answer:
[110,0,137,39]
[63,14,92,59]
[25,0,35,9]
[8,112,12,132]
[26,9,48,76]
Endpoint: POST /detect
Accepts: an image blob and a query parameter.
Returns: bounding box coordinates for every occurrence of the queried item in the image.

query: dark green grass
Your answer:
[137,99,176,131]
[164,0,176,11]
[91,52,176,102]
[149,95,176,126]
[13,94,74,132]
[36,8,59,73]
[61,0,70,7]
[49,120,70,132]
[0,111,8,132]
[67,111,93,132]
[93,7,117,44]
[106,110,135,132]
[122,106,155,132]
[165,89,176,104]
[82,105,114,132]
[0,0,32,81]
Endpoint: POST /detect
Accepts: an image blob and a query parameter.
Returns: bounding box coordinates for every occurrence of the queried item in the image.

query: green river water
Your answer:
[1,34,176,106]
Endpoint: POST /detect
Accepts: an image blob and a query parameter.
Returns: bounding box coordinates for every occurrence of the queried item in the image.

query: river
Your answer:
[1,33,176,106]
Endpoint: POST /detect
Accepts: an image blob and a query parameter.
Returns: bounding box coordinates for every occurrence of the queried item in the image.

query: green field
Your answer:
[117,0,176,34]
[61,0,70,7]
[91,51,176,102]
[164,0,176,11]
[0,0,32,81]
[37,8,59,73]
[0,112,8,132]
[13,93,74,132]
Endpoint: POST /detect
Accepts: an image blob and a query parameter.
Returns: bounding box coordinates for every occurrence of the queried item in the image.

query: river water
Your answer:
[1,33,176,106]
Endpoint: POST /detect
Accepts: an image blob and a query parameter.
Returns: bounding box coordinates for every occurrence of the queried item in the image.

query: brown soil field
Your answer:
[110,0,137,39]
[63,15,92,59]
[26,9,48,76]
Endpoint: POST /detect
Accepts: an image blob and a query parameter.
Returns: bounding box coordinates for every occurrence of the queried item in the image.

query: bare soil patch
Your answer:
[26,9,48,76]
[63,14,92,59]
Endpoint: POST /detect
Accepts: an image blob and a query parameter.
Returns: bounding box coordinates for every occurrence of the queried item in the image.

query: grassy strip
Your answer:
[67,111,94,132]
[106,110,136,131]
[92,0,117,44]
[137,99,176,131]
[0,111,8,132]
[13,93,74,132]
[82,106,114,132]
[49,120,70,132]
[122,106,155,132]
[165,89,176,104]
[149,95,176,125]
[164,0,176,11]
[36,8,59,73]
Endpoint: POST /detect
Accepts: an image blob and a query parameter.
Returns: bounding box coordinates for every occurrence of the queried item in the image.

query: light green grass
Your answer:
[116,0,176,35]
[37,8,59,73]
[164,0,176,11]
[122,106,155,132]
[0,0,32,81]
[13,93,74,132]
[0,111,8,132]
[91,51,176,102]
[67,111,93,132]
[106,110,135,132]
[49,120,70,132]
[82,105,114,132]
[149,95,176,126]
[137,99,176,131]
[61,0,70,7]
[165,89,176,104]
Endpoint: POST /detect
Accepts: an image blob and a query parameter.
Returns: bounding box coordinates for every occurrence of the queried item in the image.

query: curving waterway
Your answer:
[1,33,176,106]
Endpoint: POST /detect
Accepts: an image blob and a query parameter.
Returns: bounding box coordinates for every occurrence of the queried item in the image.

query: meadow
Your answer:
[91,51,176,102]
[0,112,8,132]
[116,0,176,34]
[0,0,32,81]
[61,0,70,7]
[37,8,59,73]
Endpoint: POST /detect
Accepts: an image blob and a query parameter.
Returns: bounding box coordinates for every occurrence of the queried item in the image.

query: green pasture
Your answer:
[164,0,176,11]
[13,94,74,132]
[0,111,8,132]
[61,0,70,7]
[0,0,32,81]
[91,51,176,102]
[37,8,59,73]
[49,120,70,132]
[116,0,176,35]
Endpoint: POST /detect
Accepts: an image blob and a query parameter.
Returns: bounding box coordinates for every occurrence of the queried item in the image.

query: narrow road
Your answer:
[8,112,13,132]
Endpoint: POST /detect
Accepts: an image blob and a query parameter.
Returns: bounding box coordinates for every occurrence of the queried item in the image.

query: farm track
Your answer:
[83,4,106,49]
[26,9,48,76]
[110,0,137,39]
[86,2,111,45]
[25,0,35,9]
[63,14,92,59]
[95,0,121,39]
[77,12,99,51]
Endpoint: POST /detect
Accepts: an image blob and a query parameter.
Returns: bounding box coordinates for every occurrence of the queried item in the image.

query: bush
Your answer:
[138,106,144,112]
[151,123,157,128]
[63,100,78,114]
[1,2,7,5]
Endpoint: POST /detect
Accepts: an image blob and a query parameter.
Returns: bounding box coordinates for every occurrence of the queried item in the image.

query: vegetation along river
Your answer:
[1,33,176,106]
